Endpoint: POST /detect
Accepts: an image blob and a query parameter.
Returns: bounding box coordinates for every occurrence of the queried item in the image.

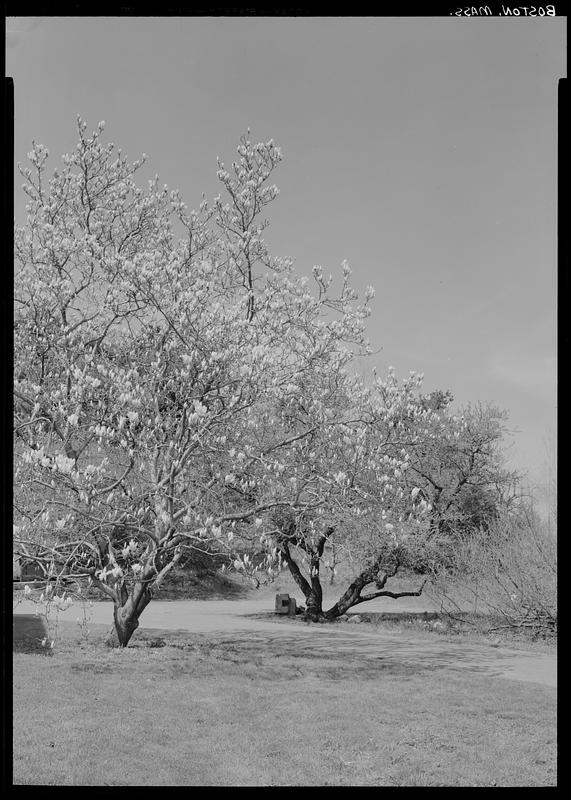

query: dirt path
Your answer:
[13,597,556,689]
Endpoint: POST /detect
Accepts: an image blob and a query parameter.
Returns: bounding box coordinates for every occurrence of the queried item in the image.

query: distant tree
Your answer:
[454,484,499,533]
[403,401,517,541]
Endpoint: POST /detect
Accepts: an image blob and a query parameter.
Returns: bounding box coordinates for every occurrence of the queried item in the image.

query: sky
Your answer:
[7,15,564,514]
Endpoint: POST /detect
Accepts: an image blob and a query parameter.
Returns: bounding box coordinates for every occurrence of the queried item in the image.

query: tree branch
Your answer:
[354,580,427,605]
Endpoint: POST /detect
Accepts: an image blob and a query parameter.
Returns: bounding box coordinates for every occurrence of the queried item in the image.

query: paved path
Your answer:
[13,596,557,689]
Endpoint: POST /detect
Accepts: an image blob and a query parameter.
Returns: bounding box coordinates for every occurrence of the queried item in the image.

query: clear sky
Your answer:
[7,15,564,512]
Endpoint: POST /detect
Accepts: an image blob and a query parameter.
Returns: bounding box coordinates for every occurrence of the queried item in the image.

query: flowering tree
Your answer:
[14,119,514,640]
[13,119,375,644]
[228,364,519,619]
[230,366,458,619]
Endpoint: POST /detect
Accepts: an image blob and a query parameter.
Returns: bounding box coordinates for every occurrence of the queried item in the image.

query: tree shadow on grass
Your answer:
[13,615,50,655]
[133,630,437,682]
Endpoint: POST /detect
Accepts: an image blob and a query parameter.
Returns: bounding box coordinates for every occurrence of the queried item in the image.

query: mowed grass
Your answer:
[13,625,556,786]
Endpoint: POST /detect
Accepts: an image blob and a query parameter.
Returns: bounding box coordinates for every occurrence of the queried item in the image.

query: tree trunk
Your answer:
[304,589,324,621]
[280,541,323,618]
[108,581,153,647]
[325,572,370,619]
[276,529,335,621]
[324,557,409,619]
[282,547,327,619]
[111,604,141,647]
[304,554,325,620]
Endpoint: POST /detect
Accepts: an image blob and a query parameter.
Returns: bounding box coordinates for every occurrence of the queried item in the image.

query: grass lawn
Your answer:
[12,624,556,786]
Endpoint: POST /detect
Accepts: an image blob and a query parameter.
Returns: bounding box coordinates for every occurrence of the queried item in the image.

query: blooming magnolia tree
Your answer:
[14,119,377,644]
[14,119,513,641]
[229,366,468,619]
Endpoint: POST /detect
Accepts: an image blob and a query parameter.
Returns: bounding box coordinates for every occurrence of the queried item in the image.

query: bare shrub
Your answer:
[428,508,557,636]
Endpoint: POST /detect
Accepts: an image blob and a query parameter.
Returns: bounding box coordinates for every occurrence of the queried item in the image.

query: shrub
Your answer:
[429,508,557,635]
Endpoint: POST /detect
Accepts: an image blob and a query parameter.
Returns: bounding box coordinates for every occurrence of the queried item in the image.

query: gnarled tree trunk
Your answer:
[325,560,427,620]
[105,580,153,647]
[281,540,327,620]
[280,538,427,623]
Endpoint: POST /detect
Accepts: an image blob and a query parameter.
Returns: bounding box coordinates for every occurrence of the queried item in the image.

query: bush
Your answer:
[429,509,557,635]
